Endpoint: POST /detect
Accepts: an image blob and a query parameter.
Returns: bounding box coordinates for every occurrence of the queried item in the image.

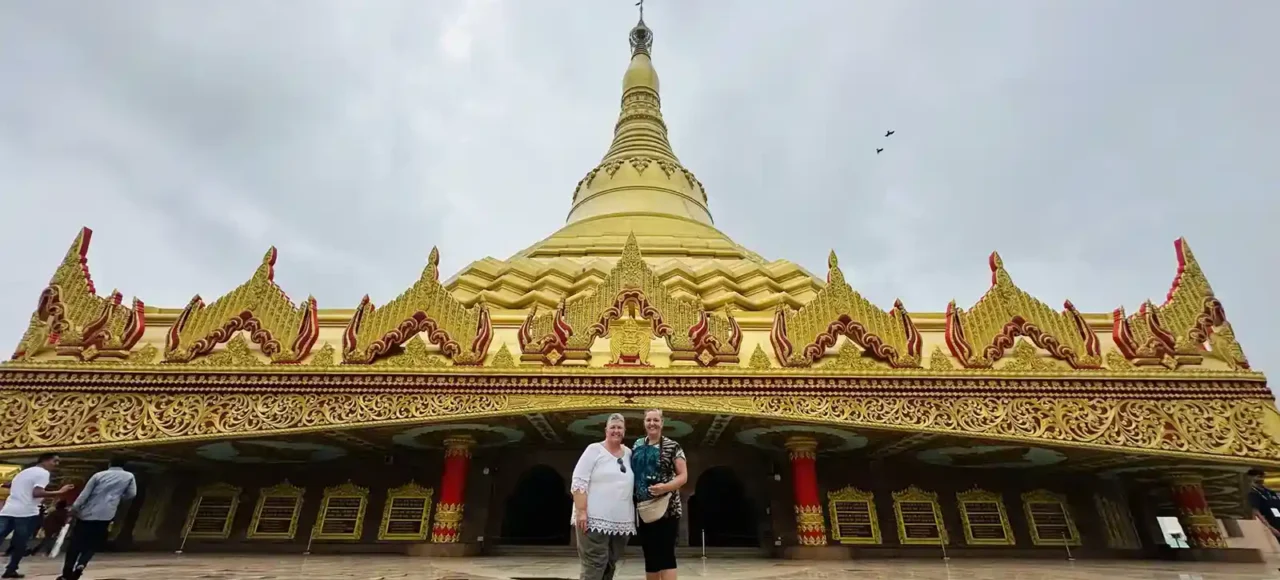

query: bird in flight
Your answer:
[885,130,895,137]
[876,148,884,154]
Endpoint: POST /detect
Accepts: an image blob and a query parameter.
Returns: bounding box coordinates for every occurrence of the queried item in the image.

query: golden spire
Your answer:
[564,10,713,226]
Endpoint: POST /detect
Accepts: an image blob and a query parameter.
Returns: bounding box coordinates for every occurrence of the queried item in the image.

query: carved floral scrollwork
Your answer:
[165,248,319,364]
[12,228,146,362]
[342,247,492,365]
[518,233,741,366]
[1113,238,1250,370]
[945,253,1101,369]
[770,251,921,368]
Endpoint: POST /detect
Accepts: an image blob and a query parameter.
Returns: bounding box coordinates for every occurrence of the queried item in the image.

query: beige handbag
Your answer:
[637,493,670,524]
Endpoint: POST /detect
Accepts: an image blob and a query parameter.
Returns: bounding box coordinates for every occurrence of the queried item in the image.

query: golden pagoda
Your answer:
[0,14,1275,560]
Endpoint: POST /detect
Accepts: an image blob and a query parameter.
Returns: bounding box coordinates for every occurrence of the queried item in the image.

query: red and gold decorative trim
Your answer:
[786,436,827,546]
[771,252,921,369]
[165,247,319,364]
[1169,473,1228,549]
[795,505,827,546]
[12,228,146,362]
[430,502,464,543]
[343,247,492,366]
[945,253,1101,369]
[518,234,740,366]
[1113,238,1250,371]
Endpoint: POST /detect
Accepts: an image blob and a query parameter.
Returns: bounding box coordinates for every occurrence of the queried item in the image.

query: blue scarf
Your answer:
[631,437,663,501]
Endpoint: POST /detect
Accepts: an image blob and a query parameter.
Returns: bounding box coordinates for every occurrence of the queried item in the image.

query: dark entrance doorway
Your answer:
[688,466,758,547]
[501,465,573,545]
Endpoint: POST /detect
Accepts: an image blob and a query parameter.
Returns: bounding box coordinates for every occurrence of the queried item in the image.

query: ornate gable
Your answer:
[12,228,145,362]
[945,253,1101,369]
[343,247,492,365]
[518,233,741,366]
[165,248,319,364]
[770,252,921,368]
[1113,238,1249,370]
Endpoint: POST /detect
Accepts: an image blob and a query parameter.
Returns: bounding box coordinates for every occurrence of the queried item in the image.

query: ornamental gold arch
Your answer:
[0,390,1277,467]
[11,228,1251,375]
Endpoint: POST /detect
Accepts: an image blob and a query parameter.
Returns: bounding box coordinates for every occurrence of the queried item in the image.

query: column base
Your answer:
[406,542,483,557]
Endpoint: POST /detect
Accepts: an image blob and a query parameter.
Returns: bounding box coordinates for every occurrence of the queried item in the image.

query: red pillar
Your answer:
[1169,473,1226,548]
[785,436,827,546]
[431,435,475,543]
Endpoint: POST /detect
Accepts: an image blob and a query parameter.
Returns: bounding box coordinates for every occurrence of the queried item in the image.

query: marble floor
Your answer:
[11,554,1280,580]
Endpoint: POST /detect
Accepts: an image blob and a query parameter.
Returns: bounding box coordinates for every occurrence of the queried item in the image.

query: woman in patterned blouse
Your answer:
[570,413,635,580]
[631,409,688,580]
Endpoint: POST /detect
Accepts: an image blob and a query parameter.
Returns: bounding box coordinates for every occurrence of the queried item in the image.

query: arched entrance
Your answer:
[688,466,758,547]
[501,465,573,545]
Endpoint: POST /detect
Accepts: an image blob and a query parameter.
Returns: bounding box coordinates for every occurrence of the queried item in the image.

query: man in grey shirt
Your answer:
[58,457,136,580]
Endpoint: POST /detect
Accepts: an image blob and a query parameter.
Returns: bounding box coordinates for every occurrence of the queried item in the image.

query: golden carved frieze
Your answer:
[343,247,492,366]
[165,248,319,364]
[946,253,1101,370]
[13,228,146,363]
[3,388,1276,466]
[518,234,741,367]
[637,394,1280,464]
[607,314,652,366]
[771,252,921,369]
[1113,239,1250,371]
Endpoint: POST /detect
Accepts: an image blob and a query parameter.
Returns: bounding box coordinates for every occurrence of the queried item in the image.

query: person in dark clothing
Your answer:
[28,502,68,556]
[1248,468,1280,538]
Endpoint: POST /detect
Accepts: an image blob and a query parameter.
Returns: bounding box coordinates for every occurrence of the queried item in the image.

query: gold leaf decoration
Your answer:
[928,346,956,371]
[998,340,1063,373]
[489,344,517,368]
[308,343,337,367]
[122,344,159,365]
[372,336,448,368]
[193,335,264,367]
[748,345,772,369]
[1105,349,1135,371]
[820,342,880,371]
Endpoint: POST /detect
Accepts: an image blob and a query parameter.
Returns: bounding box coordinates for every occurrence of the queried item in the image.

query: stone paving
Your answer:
[10,554,1280,580]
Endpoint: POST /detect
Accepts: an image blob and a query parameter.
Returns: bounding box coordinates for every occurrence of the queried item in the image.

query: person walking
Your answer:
[631,409,687,580]
[58,457,136,580]
[571,413,635,580]
[27,501,68,557]
[0,454,74,579]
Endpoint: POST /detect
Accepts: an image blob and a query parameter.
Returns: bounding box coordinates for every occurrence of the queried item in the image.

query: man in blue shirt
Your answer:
[58,458,136,580]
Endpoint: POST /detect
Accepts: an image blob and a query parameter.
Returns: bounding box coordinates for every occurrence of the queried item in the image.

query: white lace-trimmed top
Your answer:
[569,442,636,535]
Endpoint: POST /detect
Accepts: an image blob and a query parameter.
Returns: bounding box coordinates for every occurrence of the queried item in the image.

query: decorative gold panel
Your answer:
[893,486,947,546]
[181,482,241,540]
[379,482,435,541]
[1022,489,1080,547]
[1094,493,1141,550]
[248,481,305,540]
[518,234,741,366]
[771,252,921,368]
[945,253,1101,369]
[343,247,492,365]
[2,391,1279,468]
[312,482,369,541]
[1113,239,1250,370]
[165,248,319,364]
[956,488,1014,546]
[12,228,145,362]
[827,486,881,545]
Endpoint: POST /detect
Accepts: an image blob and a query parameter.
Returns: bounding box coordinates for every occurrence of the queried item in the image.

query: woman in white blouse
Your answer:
[571,413,635,580]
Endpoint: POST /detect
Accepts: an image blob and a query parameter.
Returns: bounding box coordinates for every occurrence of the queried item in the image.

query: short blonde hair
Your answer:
[645,409,664,420]
[606,413,627,427]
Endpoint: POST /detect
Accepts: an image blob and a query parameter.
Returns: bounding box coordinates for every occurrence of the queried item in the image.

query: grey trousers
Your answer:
[576,528,629,580]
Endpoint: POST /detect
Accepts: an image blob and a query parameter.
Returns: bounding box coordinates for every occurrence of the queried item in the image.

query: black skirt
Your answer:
[638,515,679,573]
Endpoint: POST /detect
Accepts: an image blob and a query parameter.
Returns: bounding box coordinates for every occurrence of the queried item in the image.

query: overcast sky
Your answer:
[0,1,1276,375]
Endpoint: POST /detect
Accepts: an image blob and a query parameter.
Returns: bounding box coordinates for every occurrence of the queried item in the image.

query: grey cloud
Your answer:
[0,0,1277,377]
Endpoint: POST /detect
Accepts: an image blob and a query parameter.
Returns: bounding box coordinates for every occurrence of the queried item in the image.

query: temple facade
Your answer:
[1,16,1278,562]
